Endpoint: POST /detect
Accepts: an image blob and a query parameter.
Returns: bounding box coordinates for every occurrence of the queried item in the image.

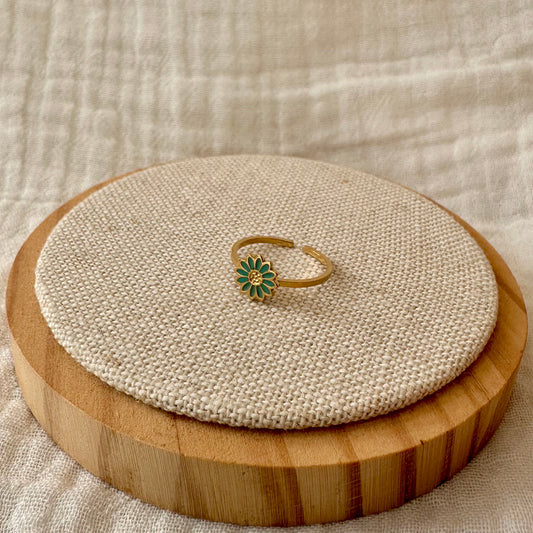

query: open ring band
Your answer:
[231,235,333,301]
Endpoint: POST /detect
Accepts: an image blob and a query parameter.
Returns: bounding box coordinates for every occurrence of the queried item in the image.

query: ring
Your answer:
[231,235,333,301]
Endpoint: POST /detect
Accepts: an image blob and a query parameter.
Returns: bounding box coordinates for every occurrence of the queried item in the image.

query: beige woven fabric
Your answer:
[34,155,498,430]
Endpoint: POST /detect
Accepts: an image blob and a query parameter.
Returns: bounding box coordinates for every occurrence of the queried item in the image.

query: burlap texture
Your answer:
[34,155,498,430]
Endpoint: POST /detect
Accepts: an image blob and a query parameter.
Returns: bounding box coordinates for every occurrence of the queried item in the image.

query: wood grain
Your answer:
[6,171,528,526]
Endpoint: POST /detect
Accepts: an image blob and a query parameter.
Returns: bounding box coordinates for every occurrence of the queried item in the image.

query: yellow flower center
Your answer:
[248,270,263,286]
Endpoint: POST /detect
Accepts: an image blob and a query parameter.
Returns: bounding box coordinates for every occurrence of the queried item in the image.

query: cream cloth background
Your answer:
[0,0,531,530]
[34,155,498,430]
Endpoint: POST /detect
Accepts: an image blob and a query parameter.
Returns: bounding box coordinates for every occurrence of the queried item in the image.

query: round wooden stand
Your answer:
[6,170,527,527]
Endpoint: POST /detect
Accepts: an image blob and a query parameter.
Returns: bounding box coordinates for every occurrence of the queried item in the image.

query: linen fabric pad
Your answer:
[34,155,498,430]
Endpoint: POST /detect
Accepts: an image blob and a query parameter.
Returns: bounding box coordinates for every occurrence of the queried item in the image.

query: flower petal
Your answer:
[255,257,262,270]
[236,268,249,277]
[259,263,270,273]
[262,272,275,279]
[241,282,251,292]
[248,256,255,270]
[261,284,271,295]
[256,286,263,298]
[249,285,256,298]
[263,279,275,288]
[236,276,249,284]
[240,260,250,272]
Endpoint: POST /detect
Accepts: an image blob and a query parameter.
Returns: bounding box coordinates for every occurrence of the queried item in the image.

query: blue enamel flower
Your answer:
[235,254,278,301]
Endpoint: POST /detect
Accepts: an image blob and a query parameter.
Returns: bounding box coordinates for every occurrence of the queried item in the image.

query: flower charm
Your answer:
[235,254,279,301]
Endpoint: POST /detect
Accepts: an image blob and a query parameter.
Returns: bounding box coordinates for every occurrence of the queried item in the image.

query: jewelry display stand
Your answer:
[6,156,527,526]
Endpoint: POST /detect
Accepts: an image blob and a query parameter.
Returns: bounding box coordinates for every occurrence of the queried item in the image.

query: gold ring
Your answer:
[231,235,333,301]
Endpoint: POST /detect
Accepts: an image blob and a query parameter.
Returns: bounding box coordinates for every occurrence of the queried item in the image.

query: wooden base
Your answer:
[6,171,527,526]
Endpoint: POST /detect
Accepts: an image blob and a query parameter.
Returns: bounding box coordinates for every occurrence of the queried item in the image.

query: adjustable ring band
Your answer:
[231,235,333,301]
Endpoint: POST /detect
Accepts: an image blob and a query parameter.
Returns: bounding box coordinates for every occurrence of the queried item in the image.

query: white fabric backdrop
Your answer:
[1,1,531,531]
